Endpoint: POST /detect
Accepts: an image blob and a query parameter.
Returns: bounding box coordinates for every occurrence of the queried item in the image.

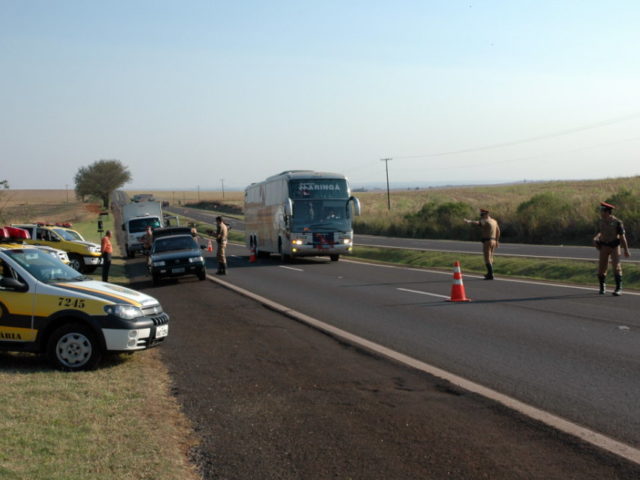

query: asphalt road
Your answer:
[216,243,640,452]
[126,252,640,479]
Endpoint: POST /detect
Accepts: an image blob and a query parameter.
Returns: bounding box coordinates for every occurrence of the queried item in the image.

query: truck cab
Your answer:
[121,201,163,258]
[11,223,102,273]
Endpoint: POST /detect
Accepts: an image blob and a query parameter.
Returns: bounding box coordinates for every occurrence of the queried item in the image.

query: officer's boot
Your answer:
[221,263,227,275]
[216,263,223,275]
[613,274,622,296]
[598,274,606,295]
[484,263,494,280]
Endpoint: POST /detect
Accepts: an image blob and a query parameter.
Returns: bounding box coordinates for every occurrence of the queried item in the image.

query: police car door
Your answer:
[0,257,37,345]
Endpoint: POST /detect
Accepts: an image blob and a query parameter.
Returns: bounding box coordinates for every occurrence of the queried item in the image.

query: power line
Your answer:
[391,111,640,160]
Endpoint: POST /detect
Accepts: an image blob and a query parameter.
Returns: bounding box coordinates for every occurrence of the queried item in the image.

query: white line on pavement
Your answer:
[397,287,450,300]
[279,266,304,272]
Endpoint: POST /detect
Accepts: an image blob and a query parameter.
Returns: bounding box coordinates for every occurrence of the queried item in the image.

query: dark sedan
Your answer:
[148,228,207,285]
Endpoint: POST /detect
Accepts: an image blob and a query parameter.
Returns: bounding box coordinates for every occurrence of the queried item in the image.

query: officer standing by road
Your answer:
[101,230,113,282]
[215,216,228,275]
[593,201,631,296]
[464,208,500,280]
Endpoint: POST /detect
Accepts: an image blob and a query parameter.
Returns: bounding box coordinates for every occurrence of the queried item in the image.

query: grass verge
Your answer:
[350,246,640,290]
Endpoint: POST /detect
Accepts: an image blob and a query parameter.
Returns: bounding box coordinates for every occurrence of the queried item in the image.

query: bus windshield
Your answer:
[292,199,350,232]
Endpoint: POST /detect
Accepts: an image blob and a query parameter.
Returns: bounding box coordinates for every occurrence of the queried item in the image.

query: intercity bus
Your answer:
[244,171,361,261]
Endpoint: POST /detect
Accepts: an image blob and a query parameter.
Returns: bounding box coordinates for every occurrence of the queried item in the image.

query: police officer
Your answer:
[215,216,228,275]
[465,208,500,280]
[593,201,630,296]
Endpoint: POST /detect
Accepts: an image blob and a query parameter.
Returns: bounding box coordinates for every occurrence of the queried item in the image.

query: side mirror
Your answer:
[284,198,293,217]
[121,223,125,231]
[348,196,361,217]
[0,277,28,292]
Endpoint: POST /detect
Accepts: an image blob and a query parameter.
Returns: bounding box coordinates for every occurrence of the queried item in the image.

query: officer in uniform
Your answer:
[593,201,630,295]
[465,208,500,280]
[215,216,228,275]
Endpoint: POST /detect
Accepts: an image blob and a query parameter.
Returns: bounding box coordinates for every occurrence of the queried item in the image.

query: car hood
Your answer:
[52,280,162,308]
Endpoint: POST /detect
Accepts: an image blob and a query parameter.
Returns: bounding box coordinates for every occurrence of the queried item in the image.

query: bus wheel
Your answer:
[47,323,102,371]
[330,254,340,262]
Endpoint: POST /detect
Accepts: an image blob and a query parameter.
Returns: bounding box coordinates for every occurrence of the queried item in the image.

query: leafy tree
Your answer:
[74,160,131,208]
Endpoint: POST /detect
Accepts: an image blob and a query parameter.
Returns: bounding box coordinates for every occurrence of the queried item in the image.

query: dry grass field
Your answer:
[126,189,244,209]
[1,189,103,225]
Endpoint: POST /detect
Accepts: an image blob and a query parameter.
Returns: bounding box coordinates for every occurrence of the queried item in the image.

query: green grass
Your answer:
[0,351,197,480]
[350,246,640,290]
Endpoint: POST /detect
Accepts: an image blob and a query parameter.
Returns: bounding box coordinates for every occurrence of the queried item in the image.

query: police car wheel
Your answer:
[69,255,83,272]
[47,323,102,371]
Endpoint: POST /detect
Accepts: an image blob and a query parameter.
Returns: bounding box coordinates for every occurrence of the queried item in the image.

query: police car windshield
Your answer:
[6,249,85,283]
[52,228,84,242]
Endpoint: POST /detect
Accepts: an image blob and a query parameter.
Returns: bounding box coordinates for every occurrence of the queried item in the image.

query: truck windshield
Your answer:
[53,228,84,242]
[6,249,85,283]
[292,199,350,232]
[130,217,162,233]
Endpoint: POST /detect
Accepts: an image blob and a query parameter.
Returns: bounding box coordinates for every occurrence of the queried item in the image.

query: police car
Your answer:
[0,227,169,371]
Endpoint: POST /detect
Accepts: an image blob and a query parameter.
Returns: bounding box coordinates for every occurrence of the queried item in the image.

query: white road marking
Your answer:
[207,273,640,466]
[280,266,304,272]
[356,242,640,263]
[342,258,640,296]
[397,288,450,300]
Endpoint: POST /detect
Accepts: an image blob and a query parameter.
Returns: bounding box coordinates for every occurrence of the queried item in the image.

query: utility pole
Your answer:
[381,158,392,210]
[221,179,225,201]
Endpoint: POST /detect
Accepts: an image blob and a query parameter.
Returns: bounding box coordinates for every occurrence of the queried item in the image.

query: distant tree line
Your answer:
[354,190,640,247]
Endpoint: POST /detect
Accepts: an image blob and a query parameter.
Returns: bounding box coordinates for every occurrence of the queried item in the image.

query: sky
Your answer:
[2,0,640,191]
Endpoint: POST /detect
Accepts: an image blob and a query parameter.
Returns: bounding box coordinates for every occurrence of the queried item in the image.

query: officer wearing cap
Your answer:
[593,201,630,295]
[464,208,500,280]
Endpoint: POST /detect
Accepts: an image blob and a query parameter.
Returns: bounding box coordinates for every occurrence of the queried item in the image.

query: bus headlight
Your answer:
[292,239,303,245]
[342,238,351,244]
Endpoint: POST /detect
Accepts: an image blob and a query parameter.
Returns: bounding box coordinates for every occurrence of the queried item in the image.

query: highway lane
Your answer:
[220,243,640,451]
[164,204,640,262]
[356,233,640,262]
[165,205,245,231]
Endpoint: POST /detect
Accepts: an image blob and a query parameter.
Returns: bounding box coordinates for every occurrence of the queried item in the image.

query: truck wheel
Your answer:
[330,254,340,262]
[47,323,102,371]
[69,254,84,272]
[126,245,135,258]
[152,274,161,286]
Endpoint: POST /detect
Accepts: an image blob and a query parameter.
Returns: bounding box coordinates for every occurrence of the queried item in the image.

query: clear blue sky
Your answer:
[2,0,640,190]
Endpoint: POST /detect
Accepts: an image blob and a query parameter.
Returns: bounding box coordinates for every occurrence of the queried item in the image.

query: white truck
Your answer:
[121,201,163,258]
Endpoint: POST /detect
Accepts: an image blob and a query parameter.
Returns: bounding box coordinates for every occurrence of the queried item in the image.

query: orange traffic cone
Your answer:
[249,246,257,263]
[448,261,471,302]
[207,239,213,252]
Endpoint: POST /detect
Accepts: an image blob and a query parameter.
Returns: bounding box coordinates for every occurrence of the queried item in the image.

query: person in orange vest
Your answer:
[101,230,113,282]
[593,201,631,295]
[464,208,500,280]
